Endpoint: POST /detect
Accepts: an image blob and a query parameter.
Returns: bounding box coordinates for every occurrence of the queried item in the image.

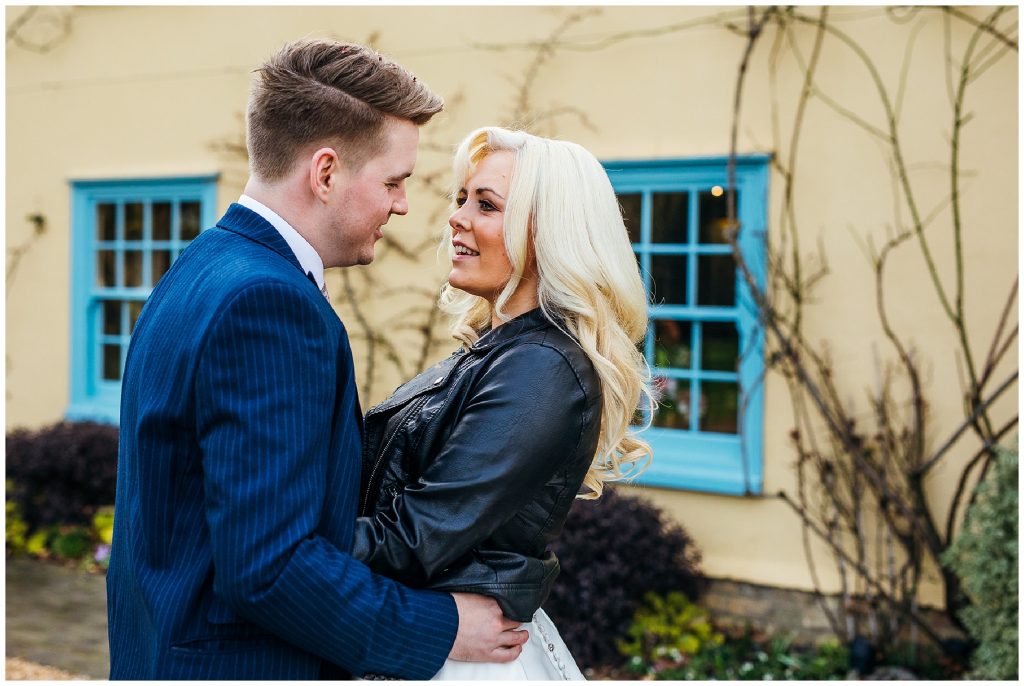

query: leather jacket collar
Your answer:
[471,307,559,352]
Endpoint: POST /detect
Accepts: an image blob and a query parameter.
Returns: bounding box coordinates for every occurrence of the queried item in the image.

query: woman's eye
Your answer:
[479,200,496,211]
[455,196,467,207]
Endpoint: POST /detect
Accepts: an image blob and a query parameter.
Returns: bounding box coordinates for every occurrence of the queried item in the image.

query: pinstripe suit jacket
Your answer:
[107,203,457,680]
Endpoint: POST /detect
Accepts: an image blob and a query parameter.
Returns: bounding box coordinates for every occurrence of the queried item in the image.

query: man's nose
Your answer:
[392,192,409,216]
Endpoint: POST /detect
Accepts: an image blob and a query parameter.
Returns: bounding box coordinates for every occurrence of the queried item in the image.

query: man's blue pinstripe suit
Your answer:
[107,203,457,679]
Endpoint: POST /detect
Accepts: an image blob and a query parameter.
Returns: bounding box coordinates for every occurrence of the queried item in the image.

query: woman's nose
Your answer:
[449,208,468,231]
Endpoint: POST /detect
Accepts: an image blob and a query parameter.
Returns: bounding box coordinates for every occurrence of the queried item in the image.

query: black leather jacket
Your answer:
[352,308,602,621]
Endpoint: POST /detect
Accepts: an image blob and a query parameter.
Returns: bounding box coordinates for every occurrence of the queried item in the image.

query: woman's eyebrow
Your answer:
[474,186,505,200]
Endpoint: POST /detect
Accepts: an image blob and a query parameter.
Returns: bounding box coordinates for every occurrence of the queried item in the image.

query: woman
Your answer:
[352,126,653,680]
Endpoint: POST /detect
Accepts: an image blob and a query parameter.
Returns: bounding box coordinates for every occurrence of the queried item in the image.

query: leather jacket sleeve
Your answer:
[352,342,591,584]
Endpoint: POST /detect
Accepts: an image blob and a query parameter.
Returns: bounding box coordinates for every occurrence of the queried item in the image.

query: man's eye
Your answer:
[386,183,399,190]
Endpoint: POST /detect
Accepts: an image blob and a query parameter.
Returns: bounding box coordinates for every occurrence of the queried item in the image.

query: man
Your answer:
[107,39,527,680]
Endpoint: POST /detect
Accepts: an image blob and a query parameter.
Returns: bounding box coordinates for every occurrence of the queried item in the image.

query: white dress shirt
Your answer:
[237,194,326,291]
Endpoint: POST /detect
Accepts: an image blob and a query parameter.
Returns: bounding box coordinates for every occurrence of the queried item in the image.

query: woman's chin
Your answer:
[447,275,486,300]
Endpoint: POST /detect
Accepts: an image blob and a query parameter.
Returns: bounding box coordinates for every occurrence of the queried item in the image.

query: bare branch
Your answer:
[941,6,1018,52]
[944,415,1019,547]
[915,371,1019,477]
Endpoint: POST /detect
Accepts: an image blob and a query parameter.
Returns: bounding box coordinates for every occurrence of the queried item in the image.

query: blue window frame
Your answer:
[603,156,769,496]
[66,176,218,424]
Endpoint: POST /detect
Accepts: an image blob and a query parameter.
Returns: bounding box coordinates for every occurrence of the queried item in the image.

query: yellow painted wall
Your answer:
[6,6,1018,603]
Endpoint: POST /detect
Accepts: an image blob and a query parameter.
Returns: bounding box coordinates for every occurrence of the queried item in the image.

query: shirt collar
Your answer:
[238,194,325,289]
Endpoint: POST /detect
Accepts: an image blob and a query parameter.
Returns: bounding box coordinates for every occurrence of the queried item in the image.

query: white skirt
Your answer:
[432,608,585,680]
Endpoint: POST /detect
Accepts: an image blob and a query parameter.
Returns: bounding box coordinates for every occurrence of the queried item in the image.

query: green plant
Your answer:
[5,481,28,554]
[800,639,849,680]
[546,489,705,669]
[618,591,723,671]
[877,640,952,681]
[49,526,93,559]
[5,420,118,531]
[943,443,1018,680]
[92,506,114,545]
[25,525,57,556]
[649,626,849,680]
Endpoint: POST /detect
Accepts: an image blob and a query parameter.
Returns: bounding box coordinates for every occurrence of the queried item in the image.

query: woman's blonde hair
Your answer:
[439,126,654,497]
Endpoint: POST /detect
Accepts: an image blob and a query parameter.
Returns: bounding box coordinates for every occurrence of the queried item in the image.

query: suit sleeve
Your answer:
[195,281,457,679]
[351,343,590,582]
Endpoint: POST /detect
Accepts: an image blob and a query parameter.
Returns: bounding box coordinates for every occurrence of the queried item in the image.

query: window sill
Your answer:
[65,400,119,425]
[628,428,763,496]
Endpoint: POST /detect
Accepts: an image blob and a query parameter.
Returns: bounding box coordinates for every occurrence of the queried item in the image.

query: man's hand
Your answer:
[448,593,529,663]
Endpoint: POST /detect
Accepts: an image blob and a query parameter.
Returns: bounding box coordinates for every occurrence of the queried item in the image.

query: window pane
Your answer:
[652,376,691,429]
[152,202,172,241]
[125,202,144,241]
[97,250,117,287]
[97,203,117,241]
[652,192,688,244]
[618,193,642,244]
[152,250,171,285]
[699,189,737,244]
[102,300,121,336]
[179,201,200,240]
[702,321,739,371]
[651,255,688,305]
[102,344,121,381]
[701,381,738,434]
[124,251,143,288]
[653,319,691,369]
[128,301,144,333]
[697,254,735,307]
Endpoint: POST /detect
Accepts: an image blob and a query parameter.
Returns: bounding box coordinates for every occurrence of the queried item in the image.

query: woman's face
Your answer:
[448,150,516,301]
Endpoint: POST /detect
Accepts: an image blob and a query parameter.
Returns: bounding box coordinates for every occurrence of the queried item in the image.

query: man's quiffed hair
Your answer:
[247,39,444,181]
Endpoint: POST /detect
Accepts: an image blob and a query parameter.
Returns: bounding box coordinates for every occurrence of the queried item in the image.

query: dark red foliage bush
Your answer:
[545,487,705,670]
[6,421,119,531]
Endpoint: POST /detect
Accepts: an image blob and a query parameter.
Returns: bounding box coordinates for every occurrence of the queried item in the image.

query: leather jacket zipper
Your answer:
[360,395,429,516]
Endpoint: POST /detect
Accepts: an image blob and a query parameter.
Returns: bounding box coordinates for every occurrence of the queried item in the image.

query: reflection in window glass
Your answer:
[97,251,117,287]
[697,254,735,306]
[701,381,738,434]
[654,319,691,369]
[152,202,172,241]
[125,203,144,241]
[102,344,121,381]
[702,321,739,371]
[129,301,145,333]
[651,255,688,305]
[103,300,121,336]
[618,193,642,244]
[152,250,171,286]
[97,204,117,242]
[180,201,201,240]
[699,189,737,244]
[124,251,143,288]
[652,192,688,244]
[652,376,691,429]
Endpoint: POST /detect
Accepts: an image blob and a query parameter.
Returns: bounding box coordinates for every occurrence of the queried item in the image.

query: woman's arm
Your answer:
[352,342,592,582]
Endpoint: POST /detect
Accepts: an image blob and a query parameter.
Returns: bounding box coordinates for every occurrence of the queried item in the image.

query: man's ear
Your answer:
[309,147,340,202]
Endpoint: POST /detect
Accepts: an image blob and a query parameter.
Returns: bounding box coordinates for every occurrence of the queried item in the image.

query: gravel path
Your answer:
[6,656,91,680]
[5,557,109,679]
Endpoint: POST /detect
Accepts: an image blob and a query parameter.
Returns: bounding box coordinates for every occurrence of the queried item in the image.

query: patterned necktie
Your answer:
[308,271,330,302]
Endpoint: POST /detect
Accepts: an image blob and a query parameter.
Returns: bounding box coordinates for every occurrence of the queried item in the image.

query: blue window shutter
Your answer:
[67,176,218,424]
[603,156,769,495]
